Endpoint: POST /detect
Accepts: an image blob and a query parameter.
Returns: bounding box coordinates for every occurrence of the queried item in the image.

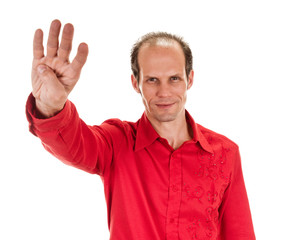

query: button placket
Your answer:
[165,150,182,239]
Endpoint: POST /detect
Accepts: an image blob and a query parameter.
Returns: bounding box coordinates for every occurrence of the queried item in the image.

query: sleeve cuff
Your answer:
[25,93,75,135]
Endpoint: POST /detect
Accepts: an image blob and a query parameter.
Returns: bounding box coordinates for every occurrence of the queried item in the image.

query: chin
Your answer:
[156,116,176,123]
[153,112,179,123]
[146,105,184,123]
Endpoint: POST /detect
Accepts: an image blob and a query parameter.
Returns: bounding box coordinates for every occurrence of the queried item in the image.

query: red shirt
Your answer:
[26,94,255,240]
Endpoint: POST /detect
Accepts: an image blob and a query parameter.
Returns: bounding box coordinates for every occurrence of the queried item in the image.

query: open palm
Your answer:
[31,19,88,117]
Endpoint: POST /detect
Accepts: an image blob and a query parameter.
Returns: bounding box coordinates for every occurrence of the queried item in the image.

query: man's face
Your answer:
[131,42,194,123]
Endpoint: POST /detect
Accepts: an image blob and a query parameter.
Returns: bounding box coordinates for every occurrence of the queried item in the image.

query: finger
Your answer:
[71,43,89,72]
[58,23,74,61]
[33,29,44,59]
[47,19,61,57]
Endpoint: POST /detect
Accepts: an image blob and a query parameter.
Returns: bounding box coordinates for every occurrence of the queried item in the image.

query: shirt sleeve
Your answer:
[218,146,256,240]
[25,93,120,176]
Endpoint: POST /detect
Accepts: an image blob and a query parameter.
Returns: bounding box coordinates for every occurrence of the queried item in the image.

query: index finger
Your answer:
[33,29,44,59]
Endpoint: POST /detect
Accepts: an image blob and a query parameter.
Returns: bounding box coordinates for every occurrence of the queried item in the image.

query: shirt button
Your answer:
[171,185,178,192]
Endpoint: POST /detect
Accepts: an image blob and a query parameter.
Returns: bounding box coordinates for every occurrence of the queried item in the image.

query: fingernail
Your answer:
[37,65,47,73]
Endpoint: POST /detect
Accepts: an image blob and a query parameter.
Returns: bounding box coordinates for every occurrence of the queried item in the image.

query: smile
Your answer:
[155,103,175,109]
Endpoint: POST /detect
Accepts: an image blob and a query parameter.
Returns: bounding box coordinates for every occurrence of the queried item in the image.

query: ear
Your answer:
[187,70,194,90]
[131,74,141,93]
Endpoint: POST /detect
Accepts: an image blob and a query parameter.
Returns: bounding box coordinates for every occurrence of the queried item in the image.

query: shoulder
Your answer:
[94,118,138,141]
[197,124,241,177]
[197,123,239,151]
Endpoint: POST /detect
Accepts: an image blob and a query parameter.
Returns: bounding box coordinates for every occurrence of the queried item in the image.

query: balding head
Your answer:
[130,32,193,83]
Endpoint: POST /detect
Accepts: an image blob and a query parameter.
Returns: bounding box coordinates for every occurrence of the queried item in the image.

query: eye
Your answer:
[147,77,157,83]
[170,76,180,81]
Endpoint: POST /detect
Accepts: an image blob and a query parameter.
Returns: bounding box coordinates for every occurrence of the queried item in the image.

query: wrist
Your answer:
[35,99,65,118]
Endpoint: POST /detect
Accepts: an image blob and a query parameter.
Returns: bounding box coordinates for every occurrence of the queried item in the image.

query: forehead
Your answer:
[138,41,185,67]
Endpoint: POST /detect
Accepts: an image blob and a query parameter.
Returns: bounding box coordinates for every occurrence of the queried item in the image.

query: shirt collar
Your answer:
[185,110,214,154]
[134,113,160,152]
[134,111,213,154]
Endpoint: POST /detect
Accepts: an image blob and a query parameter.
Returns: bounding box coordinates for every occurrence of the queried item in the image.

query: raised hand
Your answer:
[31,19,88,117]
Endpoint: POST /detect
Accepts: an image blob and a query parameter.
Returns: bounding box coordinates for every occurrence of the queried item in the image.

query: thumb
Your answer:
[36,64,62,88]
[37,64,55,76]
[35,64,67,100]
[34,64,67,116]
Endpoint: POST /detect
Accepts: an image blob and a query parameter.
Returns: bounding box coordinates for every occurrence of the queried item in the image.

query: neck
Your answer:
[146,111,193,150]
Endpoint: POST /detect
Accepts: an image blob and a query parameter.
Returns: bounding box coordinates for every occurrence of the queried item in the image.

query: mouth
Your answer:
[155,103,175,109]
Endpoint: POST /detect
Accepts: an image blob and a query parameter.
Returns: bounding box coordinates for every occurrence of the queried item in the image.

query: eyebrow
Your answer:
[144,75,157,79]
[143,73,183,79]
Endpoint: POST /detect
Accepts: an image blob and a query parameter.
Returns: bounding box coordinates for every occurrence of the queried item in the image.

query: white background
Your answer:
[0,0,307,239]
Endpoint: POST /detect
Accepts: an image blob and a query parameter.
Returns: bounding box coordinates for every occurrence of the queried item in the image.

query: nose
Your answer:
[157,81,172,98]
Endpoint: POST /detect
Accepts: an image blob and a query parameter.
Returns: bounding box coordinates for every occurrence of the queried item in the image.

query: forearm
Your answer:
[26,93,103,174]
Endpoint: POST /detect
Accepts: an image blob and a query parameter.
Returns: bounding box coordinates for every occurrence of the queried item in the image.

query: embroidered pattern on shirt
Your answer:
[184,146,231,239]
[184,184,205,202]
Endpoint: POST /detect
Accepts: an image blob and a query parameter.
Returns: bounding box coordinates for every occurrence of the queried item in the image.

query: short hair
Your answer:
[130,32,193,83]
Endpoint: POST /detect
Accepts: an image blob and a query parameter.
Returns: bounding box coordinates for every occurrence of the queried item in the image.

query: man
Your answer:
[26,19,255,240]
